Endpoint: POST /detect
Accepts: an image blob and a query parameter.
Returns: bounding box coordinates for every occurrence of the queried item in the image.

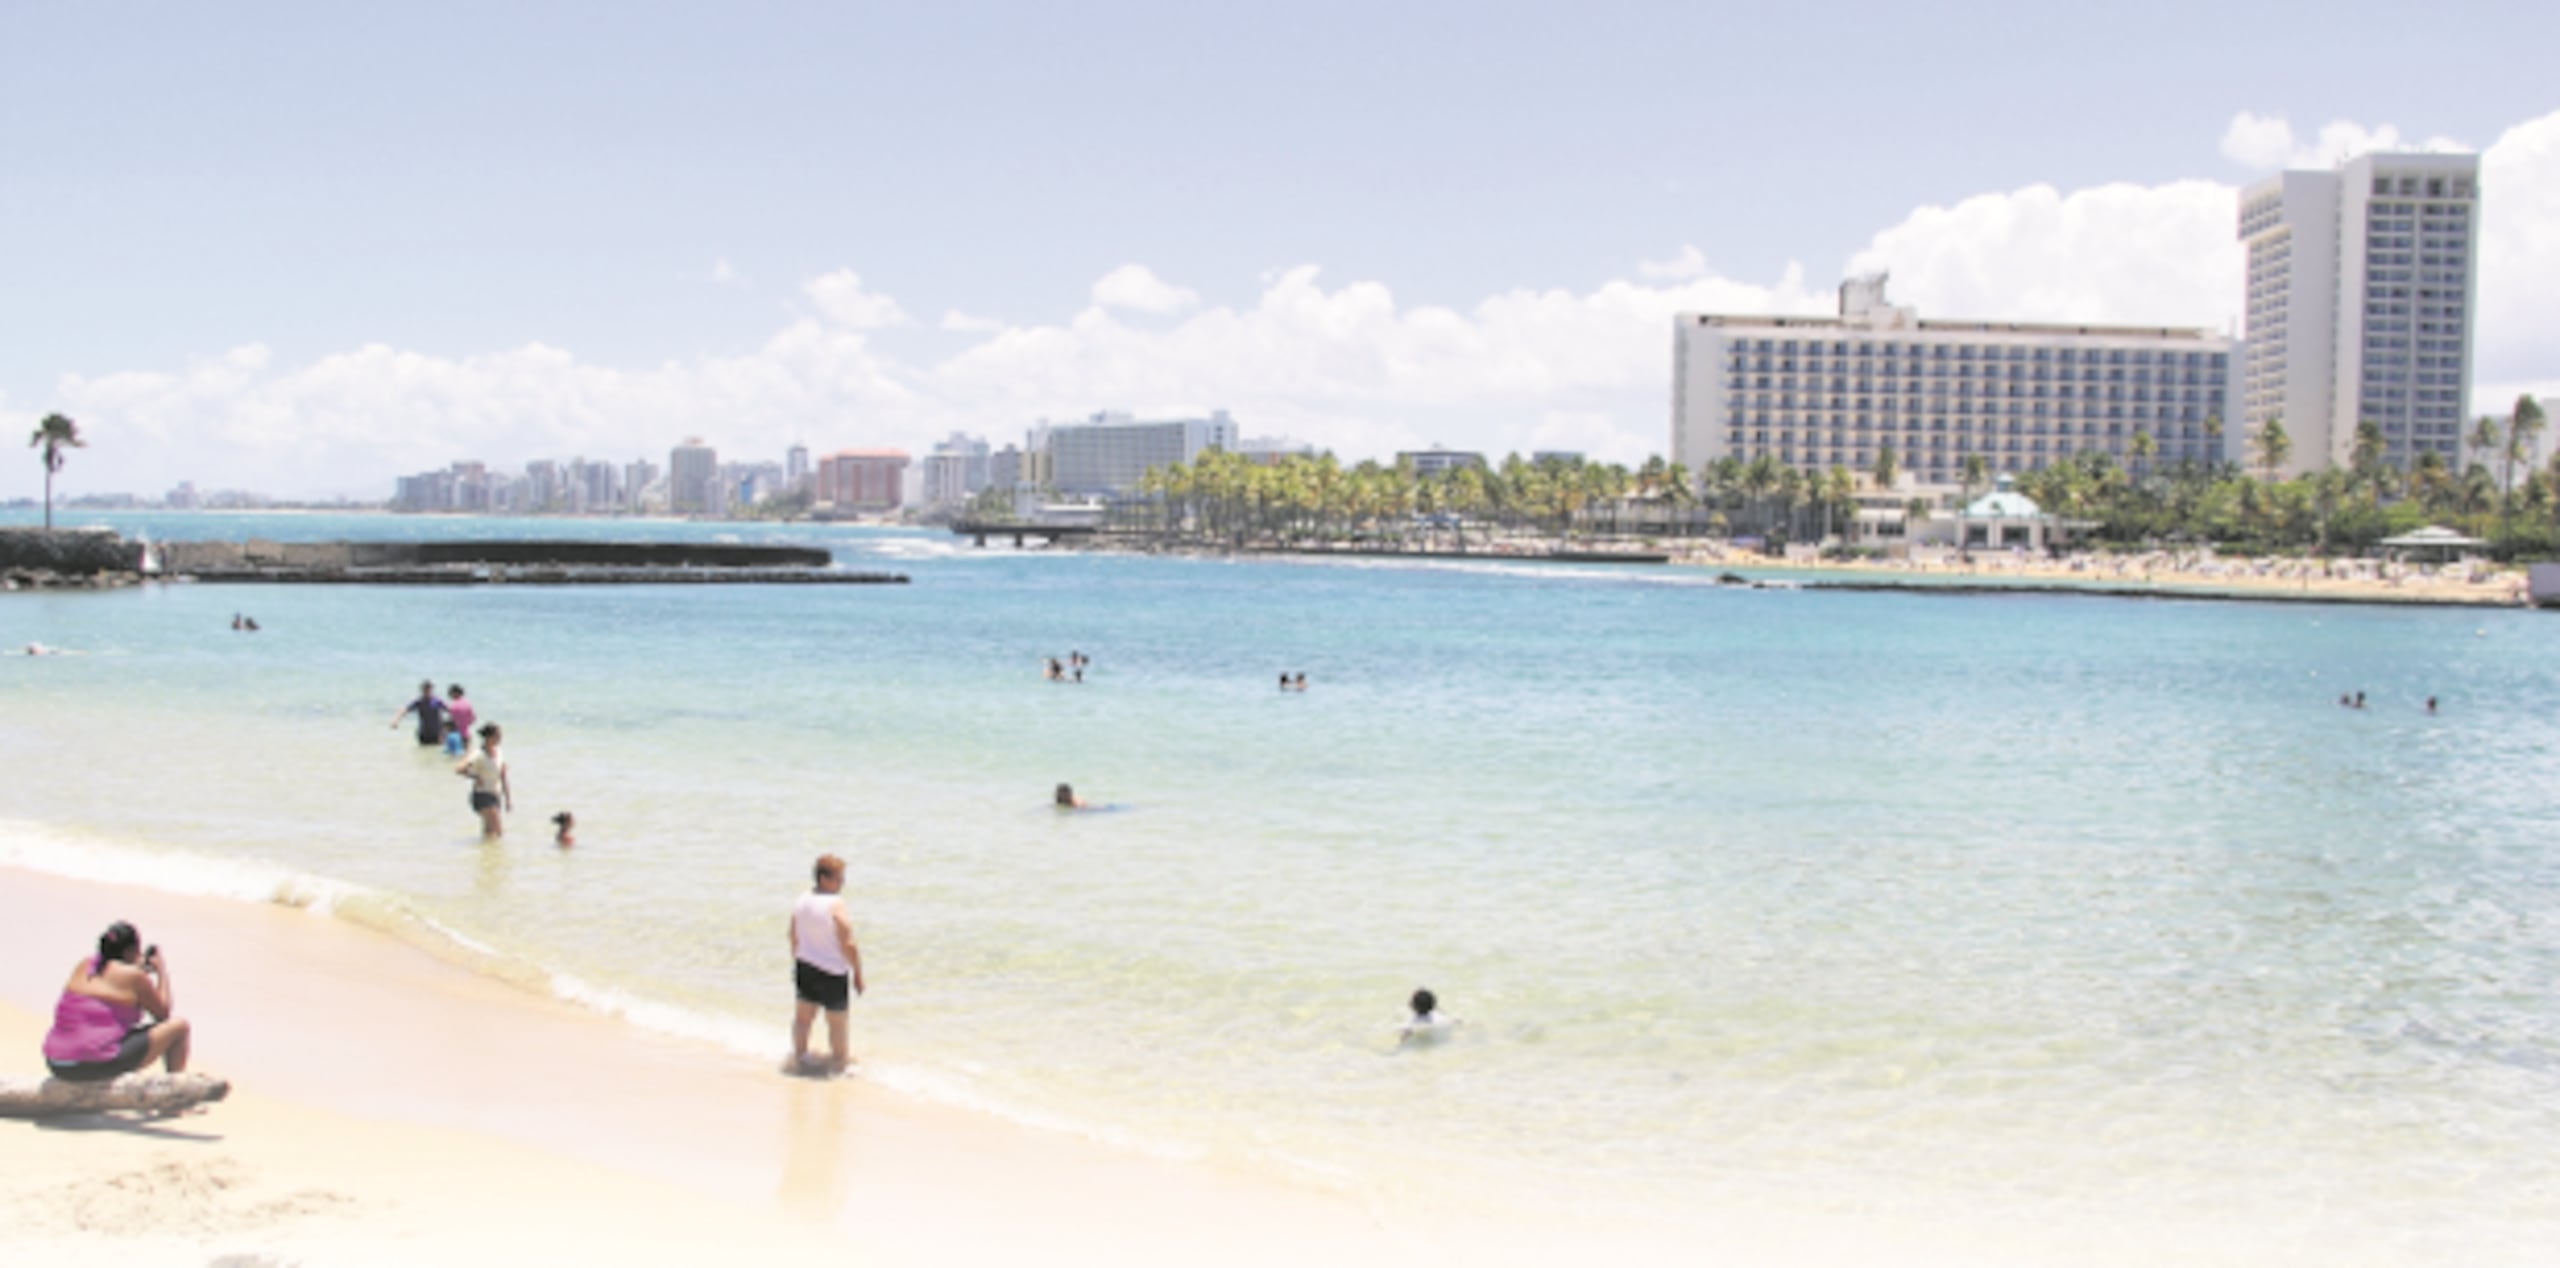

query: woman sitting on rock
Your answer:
[41,921,191,1082]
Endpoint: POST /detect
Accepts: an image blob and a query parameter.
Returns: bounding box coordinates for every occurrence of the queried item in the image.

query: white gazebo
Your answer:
[1909,475,2065,552]
[2376,525,2487,561]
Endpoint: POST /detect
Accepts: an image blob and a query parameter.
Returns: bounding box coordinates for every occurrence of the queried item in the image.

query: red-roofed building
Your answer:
[817,449,908,512]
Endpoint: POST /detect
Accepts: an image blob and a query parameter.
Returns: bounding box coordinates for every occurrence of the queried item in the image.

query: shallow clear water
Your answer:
[6,509,2558,1257]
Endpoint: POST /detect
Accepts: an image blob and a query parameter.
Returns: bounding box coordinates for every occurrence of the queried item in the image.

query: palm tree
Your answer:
[1739,453,1781,535]
[2502,394,2546,535]
[2251,417,2291,482]
[2409,450,2450,515]
[1957,452,1988,561]
[2127,428,2156,480]
[2471,415,2502,478]
[1660,462,1695,536]
[2350,420,2389,505]
[1870,442,1899,493]
[28,414,85,531]
[1821,466,1855,544]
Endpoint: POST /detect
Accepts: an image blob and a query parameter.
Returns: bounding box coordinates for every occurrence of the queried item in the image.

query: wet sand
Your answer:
[0,866,1417,1267]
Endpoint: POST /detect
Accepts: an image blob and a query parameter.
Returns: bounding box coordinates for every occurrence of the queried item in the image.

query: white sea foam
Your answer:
[0,817,1229,1172]
[0,818,367,913]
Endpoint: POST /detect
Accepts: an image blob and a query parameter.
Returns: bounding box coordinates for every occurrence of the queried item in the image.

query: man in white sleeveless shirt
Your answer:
[790,853,866,1074]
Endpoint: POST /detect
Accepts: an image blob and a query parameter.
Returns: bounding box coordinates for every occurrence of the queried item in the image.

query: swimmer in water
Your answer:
[1399,987,1456,1047]
[1054,783,1087,810]
[551,811,575,848]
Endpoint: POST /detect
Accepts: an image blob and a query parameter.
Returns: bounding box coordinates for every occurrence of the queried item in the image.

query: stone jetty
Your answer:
[4,532,904,587]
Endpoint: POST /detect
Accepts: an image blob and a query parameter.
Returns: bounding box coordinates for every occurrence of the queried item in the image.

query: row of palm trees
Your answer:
[1114,450,1704,547]
[1102,396,2554,558]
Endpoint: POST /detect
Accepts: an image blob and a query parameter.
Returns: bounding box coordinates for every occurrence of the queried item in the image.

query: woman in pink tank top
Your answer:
[41,921,193,1082]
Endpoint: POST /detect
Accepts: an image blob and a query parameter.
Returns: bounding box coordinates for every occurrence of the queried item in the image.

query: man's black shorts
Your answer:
[794,960,850,1012]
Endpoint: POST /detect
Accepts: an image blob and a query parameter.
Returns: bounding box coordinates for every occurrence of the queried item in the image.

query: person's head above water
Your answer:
[449,684,467,699]
[1055,783,1079,807]
[419,680,436,696]
[1411,988,1437,1018]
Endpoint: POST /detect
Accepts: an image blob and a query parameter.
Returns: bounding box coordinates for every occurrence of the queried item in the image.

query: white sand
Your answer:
[0,866,1430,1267]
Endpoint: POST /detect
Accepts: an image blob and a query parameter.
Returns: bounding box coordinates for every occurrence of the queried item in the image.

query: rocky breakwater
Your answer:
[0,529,146,590]
[159,539,905,585]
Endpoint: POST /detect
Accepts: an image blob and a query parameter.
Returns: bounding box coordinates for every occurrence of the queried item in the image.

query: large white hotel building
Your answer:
[1672,277,2237,486]
[2238,152,2479,477]
[1046,410,1240,495]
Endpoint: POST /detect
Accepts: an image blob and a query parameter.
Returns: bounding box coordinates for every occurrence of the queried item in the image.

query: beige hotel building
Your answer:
[1672,276,2237,487]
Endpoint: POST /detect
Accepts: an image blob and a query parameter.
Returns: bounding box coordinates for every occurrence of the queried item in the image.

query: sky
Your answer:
[4,1,2557,499]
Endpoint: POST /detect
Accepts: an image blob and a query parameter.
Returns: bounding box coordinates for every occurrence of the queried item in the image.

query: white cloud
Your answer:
[1845,179,2244,332]
[711,257,741,285]
[22,108,2560,499]
[2219,112,2297,169]
[2220,110,2470,171]
[1089,264,1200,315]
[1639,245,1709,281]
[802,269,910,329]
[2477,109,2560,390]
[940,310,1008,335]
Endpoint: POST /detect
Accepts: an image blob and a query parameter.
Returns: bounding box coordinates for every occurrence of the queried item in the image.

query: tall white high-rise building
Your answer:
[2238,152,2479,477]
[1672,277,2235,486]
[921,432,992,506]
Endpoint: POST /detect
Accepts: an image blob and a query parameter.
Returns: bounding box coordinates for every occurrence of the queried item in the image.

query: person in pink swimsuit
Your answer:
[41,921,191,1082]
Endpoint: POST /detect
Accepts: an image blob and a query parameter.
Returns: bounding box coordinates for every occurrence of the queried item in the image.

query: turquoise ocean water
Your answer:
[4,509,2557,1259]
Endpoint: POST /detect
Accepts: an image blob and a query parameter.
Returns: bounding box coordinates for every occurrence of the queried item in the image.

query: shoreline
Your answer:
[1068,535,2534,608]
[0,863,1699,1267]
[0,862,2294,1268]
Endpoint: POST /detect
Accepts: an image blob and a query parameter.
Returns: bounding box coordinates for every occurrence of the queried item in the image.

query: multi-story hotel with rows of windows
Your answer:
[2238,152,2478,478]
[1671,276,2238,487]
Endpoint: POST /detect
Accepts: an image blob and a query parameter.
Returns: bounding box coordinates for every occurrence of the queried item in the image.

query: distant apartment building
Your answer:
[988,444,1027,490]
[165,481,201,510]
[1046,410,1239,496]
[786,443,811,489]
[449,462,492,512]
[524,460,563,512]
[722,461,786,508]
[669,439,719,514]
[1397,447,1487,477]
[1672,276,2237,486]
[816,449,909,512]
[1239,436,1316,465]
[392,469,454,512]
[2239,152,2479,476]
[623,459,660,511]
[922,432,993,506]
[568,458,621,512]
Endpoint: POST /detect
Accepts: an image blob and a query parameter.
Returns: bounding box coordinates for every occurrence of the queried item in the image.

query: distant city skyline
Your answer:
[4,7,2555,499]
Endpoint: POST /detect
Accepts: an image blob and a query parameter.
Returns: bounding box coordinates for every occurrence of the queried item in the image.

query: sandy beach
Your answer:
[1667,544,2530,606]
[0,866,1430,1268]
[0,866,2246,1268]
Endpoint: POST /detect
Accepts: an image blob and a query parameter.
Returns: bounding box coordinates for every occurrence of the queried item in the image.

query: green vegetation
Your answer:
[1117,395,2558,560]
